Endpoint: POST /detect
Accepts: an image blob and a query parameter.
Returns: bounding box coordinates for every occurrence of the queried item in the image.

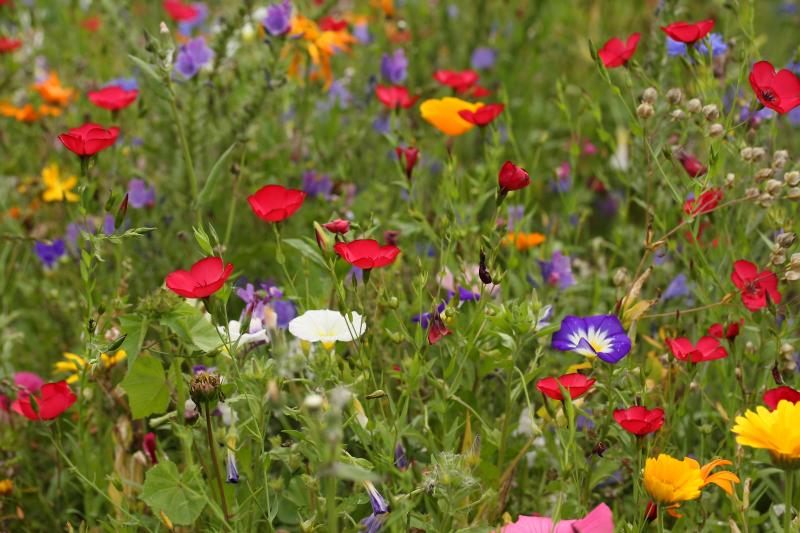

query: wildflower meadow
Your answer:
[2,0,800,531]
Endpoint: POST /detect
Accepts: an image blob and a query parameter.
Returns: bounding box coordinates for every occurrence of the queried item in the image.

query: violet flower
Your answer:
[34,239,66,269]
[263,0,292,36]
[380,49,408,84]
[538,251,576,289]
[174,37,213,79]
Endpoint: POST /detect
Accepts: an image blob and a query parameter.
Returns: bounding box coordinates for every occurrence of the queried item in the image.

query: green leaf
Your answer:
[128,54,170,100]
[120,315,148,365]
[161,302,221,353]
[120,355,169,419]
[197,142,237,207]
[283,238,327,270]
[140,462,207,525]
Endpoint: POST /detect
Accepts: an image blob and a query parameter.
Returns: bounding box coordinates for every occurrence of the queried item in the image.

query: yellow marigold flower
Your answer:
[41,163,78,203]
[502,232,546,251]
[419,97,483,136]
[32,72,74,106]
[643,454,739,516]
[0,479,13,496]
[54,350,127,384]
[100,349,127,367]
[732,400,800,469]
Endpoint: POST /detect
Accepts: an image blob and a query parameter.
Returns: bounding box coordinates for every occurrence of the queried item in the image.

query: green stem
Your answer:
[326,474,337,533]
[168,87,201,227]
[205,402,230,522]
[786,469,795,532]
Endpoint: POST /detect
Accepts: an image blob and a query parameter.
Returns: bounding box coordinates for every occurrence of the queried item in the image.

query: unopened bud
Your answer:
[637,103,654,119]
[741,147,754,161]
[666,88,683,104]
[612,267,629,287]
[642,87,658,104]
[303,393,324,410]
[788,187,800,200]
[765,179,783,195]
[725,173,735,187]
[751,147,766,162]
[190,372,221,404]
[709,123,724,137]
[785,171,800,187]
[781,343,796,358]
[670,109,685,121]
[755,168,774,182]
[777,232,797,248]
[160,21,169,34]
[702,104,719,121]
[686,98,702,113]
[745,187,760,199]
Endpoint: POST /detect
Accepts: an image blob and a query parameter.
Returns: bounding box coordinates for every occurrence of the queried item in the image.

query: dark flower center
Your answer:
[760,88,777,103]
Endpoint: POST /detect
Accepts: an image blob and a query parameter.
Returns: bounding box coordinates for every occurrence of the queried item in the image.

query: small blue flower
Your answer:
[470,47,497,70]
[174,37,213,79]
[302,171,333,198]
[105,77,138,91]
[538,251,575,290]
[263,0,292,36]
[226,450,239,483]
[34,239,66,269]
[127,179,156,208]
[360,481,389,533]
[551,315,632,364]
[394,442,409,471]
[380,49,408,84]
[666,33,727,58]
[661,273,690,301]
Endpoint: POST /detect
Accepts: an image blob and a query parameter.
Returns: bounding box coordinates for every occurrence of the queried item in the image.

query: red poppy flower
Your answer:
[395,146,419,179]
[165,257,233,299]
[143,432,158,464]
[0,37,22,53]
[536,373,595,401]
[683,188,723,217]
[677,150,707,177]
[748,61,800,114]
[731,260,782,311]
[598,33,640,68]
[433,69,480,93]
[247,185,306,222]
[708,319,743,341]
[498,161,531,192]
[323,219,350,234]
[666,336,728,363]
[428,314,452,345]
[660,19,715,43]
[375,85,418,109]
[764,386,800,410]
[11,381,76,421]
[458,103,504,126]
[319,17,348,32]
[58,123,120,157]
[613,406,665,436]
[163,0,198,21]
[88,86,138,111]
[333,239,400,269]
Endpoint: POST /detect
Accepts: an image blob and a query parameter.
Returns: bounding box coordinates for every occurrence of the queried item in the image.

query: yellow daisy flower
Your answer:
[41,163,78,203]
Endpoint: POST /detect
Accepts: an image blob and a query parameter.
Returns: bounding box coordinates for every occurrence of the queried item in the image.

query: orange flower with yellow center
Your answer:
[419,97,483,136]
[32,72,75,106]
[287,15,357,89]
[502,232,546,251]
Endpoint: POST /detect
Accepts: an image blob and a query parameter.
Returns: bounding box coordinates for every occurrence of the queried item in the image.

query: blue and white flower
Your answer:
[551,315,631,364]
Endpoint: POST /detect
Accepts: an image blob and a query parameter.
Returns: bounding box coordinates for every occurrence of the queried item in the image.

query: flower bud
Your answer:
[790,253,800,269]
[666,88,683,104]
[686,98,702,113]
[765,179,783,195]
[777,232,797,248]
[636,103,654,119]
[741,147,754,161]
[745,187,760,199]
[751,147,766,162]
[771,250,787,266]
[612,267,629,287]
[642,87,658,104]
[670,109,685,121]
[785,171,800,187]
[709,123,724,137]
[755,168,774,182]
[184,399,199,424]
[781,343,795,358]
[190,371,221,404]
[758,193,774,207]
[725,173,735,187]
[303,393,324,410]
[702,104,719,121]
[788,187,800,200]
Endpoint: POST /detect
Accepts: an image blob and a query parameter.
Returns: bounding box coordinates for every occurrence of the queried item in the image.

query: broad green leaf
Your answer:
[161,302,221,353]
[140,462,207,525]
[120,355,169,419]
[283,238,327,270]
[119,315,148,365]
[197,142,237,207]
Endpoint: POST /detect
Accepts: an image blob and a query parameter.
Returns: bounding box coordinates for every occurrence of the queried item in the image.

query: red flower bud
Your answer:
[458,103,504,126]
[598,33,640,68]
[498,161,531,192]
[395,146,419,179]
[676,150,707,177]
[247,184,306,223]
[323,219,350,234]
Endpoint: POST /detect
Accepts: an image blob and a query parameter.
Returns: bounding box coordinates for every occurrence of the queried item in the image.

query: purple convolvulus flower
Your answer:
[263,0,292,36]
[360,481,389,533]
[302,170,333,198]
[127,179,156,208]
[380,49,408,84]
[34,239,66,269]
[661,273,690,301]
[226,449,239,483]
[174,37,213,79]
[394,442,409,471]
[470,47,497,70]
[271,300,296,328]
[551,314,632,363]
[538,251,576,289]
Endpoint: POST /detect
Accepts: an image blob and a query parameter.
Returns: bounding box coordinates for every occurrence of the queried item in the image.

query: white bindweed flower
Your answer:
[288,309,366,349]
[218,317,269,346]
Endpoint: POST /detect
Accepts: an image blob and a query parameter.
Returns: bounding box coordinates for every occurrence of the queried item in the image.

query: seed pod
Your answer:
[785,171,800,187]
[686,98,702,113]
[637,103,654,119]
[765,179,783,195]
[709,123,724,137]
[666,88,683,104]
[670,109,685,121]
[702,104,719,121]
[642,87,658,104]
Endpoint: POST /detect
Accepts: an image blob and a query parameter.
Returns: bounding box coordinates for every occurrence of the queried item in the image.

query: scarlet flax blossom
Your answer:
[433,69,479,93]
[323,219,350,234]
[536,373,595,401]
[613,406,665,436]
[427,314,452,345]
[498,161,531,192]
[165,257,233,299]
[88,86,138,111]
[0,37,22,53]
[248,184,306,222]
[764,386,800,410]
[333,239,400,269]
[163,0,198,21]
[375,85,418,109]
[666,336,728,363]
[660,19,715,44]
[598,33,640,68]
[458,103,504,126]
[395,146,419,179]
[677,150,707,177]
[58,123,120,157]
[708,319,743,341]
[12,381,76,420]
[683,189,723,217]
[748,61,800,114]
[731,260,782,311]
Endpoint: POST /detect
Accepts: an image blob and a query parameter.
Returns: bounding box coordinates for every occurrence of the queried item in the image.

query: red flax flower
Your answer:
[58,123,119,157]
[333,239,400,269]
[458,103,504,126]
[764,386,800,410]
[88,86,138,111]
[708,319,743,341]
[428,314,452,345]
[598,33,640,68]
[166,257,233,299]
[683,188,723,217]
[660,19,715,44]
[12,381,76,420]
[536,373,595,401]
[666,336,728,363]
[376,85,418,110]
[676,150,707,177]
[143,432,158,464]
[323,219,350,234]
[731,260,782,311]
[163,0,198,21]
[395,146,419,180]
[498,161,531,192]
[433,69,479,93]
[748,61,800,114]
[613,406,665,436]
[0,37,22,53]
[248,184,306,222]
